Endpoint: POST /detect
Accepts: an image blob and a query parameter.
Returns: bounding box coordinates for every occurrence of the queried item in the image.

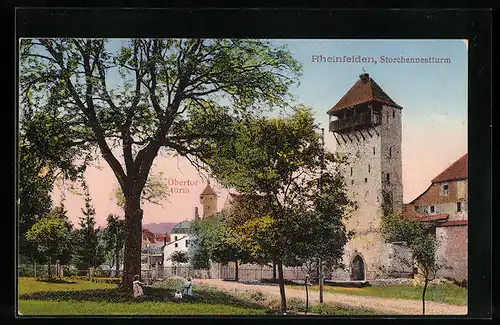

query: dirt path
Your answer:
[193,279,467,315]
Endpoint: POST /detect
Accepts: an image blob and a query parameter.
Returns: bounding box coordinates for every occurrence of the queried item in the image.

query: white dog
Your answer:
[174,291,183,299]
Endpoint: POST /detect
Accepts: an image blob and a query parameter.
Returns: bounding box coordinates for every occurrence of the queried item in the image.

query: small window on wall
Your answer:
[386,173,390,184]
[350,167,353,176]
[393,110,396,118]
[387,112,389,123]
[457,202,462,212]
[373,147,376,155]
[351,180,354,185]
[430,206,435,214]
[186,240,190,248]
[364,178,368,183]
[175,243,178,248]
[441,184,449,196]
[368,164,371,173]
[174,236,177,241]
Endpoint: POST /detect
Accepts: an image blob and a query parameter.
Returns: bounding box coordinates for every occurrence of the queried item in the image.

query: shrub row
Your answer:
[70,276,122,284]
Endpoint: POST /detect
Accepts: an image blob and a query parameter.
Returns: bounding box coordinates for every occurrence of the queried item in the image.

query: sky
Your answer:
[50,39,468,228]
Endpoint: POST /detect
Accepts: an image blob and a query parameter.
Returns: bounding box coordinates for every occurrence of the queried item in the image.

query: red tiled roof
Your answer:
[328,73,402,113]
[431,153,468,183]
[436,220,468,227]
[420,214,449,222]
[402,204,449,222]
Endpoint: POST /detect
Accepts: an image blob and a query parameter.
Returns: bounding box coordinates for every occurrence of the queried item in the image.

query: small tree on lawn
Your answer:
[26,208,72,280]
[73,179,106,271]
[103,214,126,277]
[170,251,189,275]
[381,212,442,315]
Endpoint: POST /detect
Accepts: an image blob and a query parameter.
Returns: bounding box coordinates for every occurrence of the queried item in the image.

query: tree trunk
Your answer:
[277,260,287,314]
[115,247,120,278]
[422,278,428,315]
[272,260,277,282]
[34,260,36,278]
[122,195,144,292]
[47,256,51,280]
[319,260,324,303]
[235,259,239,282]
[305,277,309,314]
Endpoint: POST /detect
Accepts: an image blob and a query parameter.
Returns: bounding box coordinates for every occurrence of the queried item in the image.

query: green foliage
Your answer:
[190,212,254,269]
[70,276,122,285]
[102,214,126,271]
[169,251,189,264]
[72,180,106,270]
[25,208,73,278]
[381,213,442,314]
[112,172,169,209]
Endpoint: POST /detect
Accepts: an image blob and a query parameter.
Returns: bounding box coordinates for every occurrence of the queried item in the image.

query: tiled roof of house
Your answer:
[328,73,402,114]
[170,220,192,234]
[436,220,468,227]
[402,204,449,222]
[420,214,449,222]
[431,153,468,183]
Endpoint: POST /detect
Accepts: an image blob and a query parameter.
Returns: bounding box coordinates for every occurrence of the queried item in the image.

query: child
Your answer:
[183,277,193,297]
[133,275,145,297]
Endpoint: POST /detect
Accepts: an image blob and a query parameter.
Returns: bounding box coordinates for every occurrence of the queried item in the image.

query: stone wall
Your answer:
[435,225,468,281]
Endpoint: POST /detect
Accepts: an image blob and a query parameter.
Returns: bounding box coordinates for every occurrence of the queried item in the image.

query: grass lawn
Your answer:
[18,300,264,315]
[18,277,379,316]
[286,282,467,306]
[18,277,267,315]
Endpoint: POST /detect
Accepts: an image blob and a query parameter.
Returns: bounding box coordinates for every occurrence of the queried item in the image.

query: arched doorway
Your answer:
[350,255,365,281]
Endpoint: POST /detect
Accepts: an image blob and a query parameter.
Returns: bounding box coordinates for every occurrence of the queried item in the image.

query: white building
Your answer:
[163,182,219,267]
[163,220,192,267]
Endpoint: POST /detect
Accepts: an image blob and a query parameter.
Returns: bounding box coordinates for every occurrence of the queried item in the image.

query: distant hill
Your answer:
[143,222,178,235]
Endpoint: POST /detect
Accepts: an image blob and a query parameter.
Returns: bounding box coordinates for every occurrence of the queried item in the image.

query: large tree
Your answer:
[20,38,301,290]
[208,107,351,313]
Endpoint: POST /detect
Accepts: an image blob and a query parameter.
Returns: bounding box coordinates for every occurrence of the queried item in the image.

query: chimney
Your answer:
[359,73,369,82]
[194,207,200,220]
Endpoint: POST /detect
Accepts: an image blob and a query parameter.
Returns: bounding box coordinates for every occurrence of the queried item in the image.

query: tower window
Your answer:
[389,147,392,158]
[387,112,389,123]
[373,147,375,155]
[350,167,353,176]
[441,183,449,196]
[364,177,367,183]
[430,206,435,214]
[457,202,462,212]
[368,164,371,173]
[393,110,396,118]
[386,173,390,184]
[351,180,354,185]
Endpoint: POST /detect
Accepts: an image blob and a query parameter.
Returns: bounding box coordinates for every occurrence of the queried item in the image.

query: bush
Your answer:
[151,276,185,290]
[70,276,121,285]
[250,291,266,302]
[287,298,306,313]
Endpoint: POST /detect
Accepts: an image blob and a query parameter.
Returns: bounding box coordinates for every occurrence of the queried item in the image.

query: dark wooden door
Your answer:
[351,256,365,280]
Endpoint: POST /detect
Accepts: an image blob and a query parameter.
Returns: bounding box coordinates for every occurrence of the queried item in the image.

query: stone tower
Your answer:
[327,73,405,280]
[199,181,218,218]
